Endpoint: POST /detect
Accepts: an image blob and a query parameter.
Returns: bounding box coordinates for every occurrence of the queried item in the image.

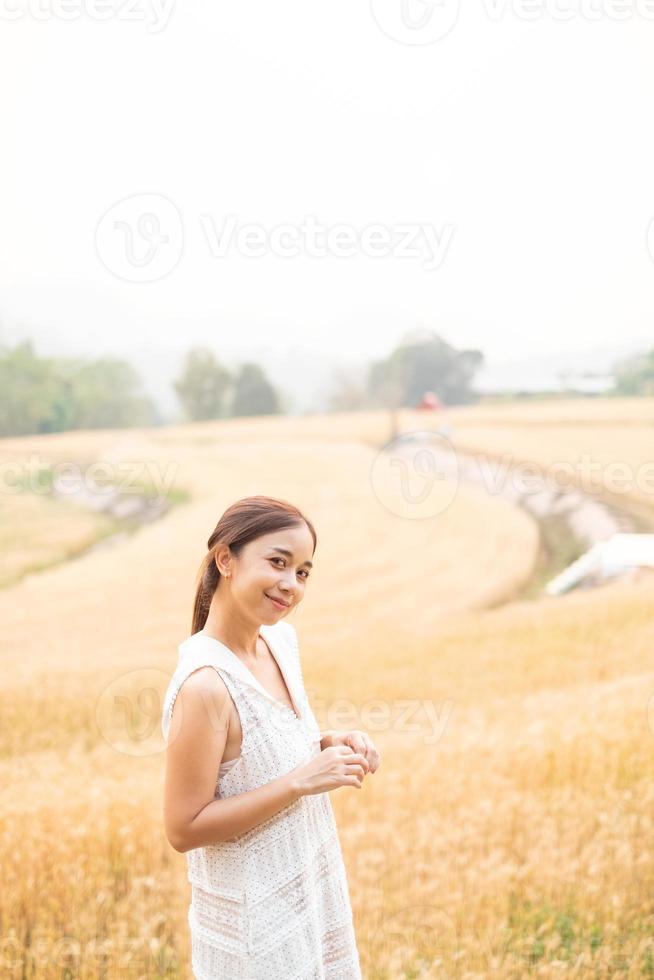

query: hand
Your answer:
[292,745,370,797]
[329,729,381,774]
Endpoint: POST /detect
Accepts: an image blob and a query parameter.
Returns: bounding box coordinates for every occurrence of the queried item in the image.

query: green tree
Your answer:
[369,330,484,408]
[173,347,232,421]
[230,363,280,417]
[0,341,58,435]
[64,357,155,429]
[612,348,654,396]
[0,342,155,436]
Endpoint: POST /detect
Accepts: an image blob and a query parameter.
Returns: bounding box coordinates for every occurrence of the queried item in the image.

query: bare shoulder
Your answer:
[169,666,231,736]
[178,664,228,696]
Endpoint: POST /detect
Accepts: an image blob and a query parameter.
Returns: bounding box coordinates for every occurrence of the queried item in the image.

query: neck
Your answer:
[203,599,263,660]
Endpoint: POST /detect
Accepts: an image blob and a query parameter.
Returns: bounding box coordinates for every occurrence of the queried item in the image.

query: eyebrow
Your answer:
[269,546,313,569]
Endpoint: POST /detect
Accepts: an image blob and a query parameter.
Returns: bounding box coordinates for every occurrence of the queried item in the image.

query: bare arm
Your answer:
[163,668,303,853]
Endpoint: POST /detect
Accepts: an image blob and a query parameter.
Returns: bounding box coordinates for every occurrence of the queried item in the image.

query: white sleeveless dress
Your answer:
[161,619,363,980]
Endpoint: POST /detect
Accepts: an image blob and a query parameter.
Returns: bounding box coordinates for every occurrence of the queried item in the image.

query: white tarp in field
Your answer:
[545,534,654,596]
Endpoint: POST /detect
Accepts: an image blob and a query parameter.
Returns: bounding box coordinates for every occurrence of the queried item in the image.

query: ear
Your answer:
[214,546,232,578]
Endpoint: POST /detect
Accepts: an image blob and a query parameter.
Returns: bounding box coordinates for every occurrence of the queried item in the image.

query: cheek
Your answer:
[259,568,278,587]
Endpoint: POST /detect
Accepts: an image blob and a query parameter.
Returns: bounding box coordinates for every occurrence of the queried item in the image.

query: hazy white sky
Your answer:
[1,1,653,410]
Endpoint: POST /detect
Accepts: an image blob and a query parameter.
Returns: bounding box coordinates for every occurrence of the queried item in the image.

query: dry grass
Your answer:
[399,398,654,521]
[0,491,113,588]
[1,403,653,978]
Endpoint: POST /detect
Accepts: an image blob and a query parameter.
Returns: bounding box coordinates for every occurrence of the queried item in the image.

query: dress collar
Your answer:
[180,622,302,720]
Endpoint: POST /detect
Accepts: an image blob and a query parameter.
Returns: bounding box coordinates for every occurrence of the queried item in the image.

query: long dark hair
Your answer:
[191,495,317,634]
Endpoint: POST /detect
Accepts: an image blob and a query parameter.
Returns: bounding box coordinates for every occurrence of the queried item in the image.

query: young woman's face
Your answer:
[230,524,314,621]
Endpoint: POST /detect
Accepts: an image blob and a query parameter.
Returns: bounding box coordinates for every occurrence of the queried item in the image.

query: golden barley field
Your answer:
[415,397,654,523]
[1,399,654,978]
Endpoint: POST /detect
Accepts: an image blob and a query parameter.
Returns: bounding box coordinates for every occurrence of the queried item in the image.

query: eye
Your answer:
[269,558,310,580]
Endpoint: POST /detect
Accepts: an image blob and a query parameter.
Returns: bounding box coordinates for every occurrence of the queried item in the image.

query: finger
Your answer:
[358,735,375,769]
[356,734,378,772]
[361,734,381,773]
[355,734,376,772]
[338,747,369,770]
[362,738,381,773]
[347,733,368,758]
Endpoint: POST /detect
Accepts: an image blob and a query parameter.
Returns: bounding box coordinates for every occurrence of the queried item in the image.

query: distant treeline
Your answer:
[612,349,654,397]
[0,341,285,437]
[0,341,157,436]
[2,331,651,437]
[14,332,654,436]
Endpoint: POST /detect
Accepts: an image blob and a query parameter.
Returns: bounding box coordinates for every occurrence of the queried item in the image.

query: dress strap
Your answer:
[161,650,263,754]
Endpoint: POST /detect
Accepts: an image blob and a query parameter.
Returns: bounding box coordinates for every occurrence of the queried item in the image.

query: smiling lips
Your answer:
[266,593,290,609]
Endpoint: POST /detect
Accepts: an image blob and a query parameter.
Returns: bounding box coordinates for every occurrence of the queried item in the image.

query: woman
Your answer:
[161,495,381,978]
